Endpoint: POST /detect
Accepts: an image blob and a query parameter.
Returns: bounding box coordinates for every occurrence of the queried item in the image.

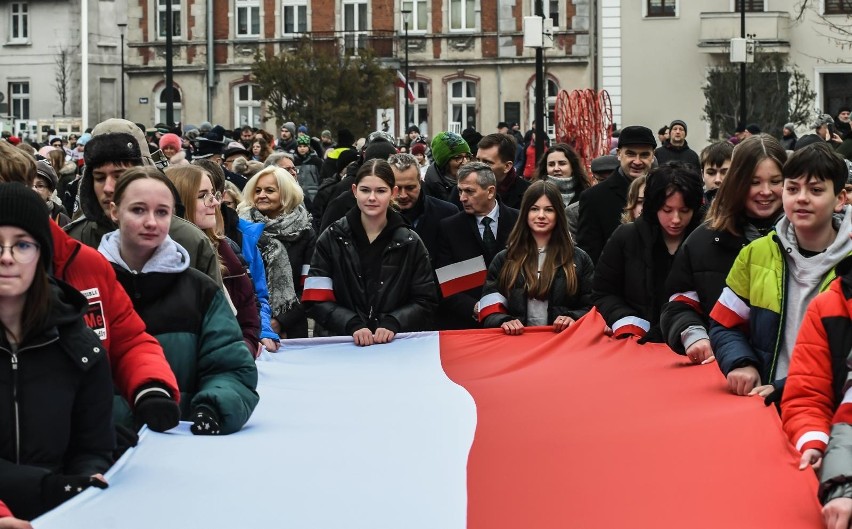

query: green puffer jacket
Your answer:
[99,232,259,434]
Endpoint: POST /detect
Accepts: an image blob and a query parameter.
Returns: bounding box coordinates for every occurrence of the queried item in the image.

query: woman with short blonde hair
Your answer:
[238,165,314,339]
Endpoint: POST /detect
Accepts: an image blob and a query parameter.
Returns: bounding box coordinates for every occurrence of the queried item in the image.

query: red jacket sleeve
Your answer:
[781,291,837,454]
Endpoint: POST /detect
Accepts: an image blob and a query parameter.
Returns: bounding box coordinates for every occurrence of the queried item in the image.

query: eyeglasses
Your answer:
[281,165,297,175]
[198,191,222,207]
[32,182,49,190]
[450,153,471,162]
[0,241,40,264]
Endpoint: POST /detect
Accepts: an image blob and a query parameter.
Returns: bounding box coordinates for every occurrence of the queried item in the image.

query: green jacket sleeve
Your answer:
[191,290,259,434]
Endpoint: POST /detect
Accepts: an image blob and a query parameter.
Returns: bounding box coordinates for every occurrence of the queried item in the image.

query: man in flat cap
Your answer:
[577,125,656,263]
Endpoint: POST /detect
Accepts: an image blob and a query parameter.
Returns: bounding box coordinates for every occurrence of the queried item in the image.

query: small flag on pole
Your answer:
[396,70,416,103]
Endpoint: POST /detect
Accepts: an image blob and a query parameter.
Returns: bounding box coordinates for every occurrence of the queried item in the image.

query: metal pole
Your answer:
[404,18,409,131]
[534,0,545,162]
[739,0,746,126]
[165,0,175,125]
[81,0,88,130]
[118,23,127,120]
[401,9,411,134]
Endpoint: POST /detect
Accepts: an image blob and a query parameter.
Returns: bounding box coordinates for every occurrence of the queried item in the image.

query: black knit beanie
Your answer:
[0,182,52,269]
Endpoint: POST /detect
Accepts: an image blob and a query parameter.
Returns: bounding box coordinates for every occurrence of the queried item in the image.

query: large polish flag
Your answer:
[34,310,823,529]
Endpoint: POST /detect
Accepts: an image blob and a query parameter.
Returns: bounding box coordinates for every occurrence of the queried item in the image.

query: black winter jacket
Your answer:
[0,280,114,520]
[481,247,595,327]
[660,225,748,354]
[593,215,697,339]
[304,209,440,335]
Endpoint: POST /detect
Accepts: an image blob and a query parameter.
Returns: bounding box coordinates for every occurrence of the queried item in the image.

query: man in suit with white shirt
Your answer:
[435,162,520,329]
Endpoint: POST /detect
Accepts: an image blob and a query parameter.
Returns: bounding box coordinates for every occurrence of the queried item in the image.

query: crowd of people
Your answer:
[1,108,852,527]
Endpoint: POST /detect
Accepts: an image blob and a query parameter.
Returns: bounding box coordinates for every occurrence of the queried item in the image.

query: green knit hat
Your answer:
[297,133,311,146]
[431,131,471,168]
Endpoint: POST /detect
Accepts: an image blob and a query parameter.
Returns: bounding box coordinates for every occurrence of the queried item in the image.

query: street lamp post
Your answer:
[401,9,411,133]
[118,23,127,120]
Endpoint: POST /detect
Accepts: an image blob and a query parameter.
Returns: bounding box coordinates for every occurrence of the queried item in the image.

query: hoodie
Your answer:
[98,230,190,274]
[774,206,852,379]
[98,230,259,434]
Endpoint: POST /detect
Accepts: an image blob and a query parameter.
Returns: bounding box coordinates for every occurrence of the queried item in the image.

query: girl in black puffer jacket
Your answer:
[303,159,439,346]
[480,180,594,334]
[0,183,114,521]
[593,162,704,342]
[661,135,787,363]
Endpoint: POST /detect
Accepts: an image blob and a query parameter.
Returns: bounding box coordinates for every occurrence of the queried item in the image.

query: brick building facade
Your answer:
[125,0,592,139]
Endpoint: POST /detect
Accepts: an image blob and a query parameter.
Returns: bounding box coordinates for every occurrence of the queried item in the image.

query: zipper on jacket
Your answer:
[768,237,787,382]
[10,352,20,464]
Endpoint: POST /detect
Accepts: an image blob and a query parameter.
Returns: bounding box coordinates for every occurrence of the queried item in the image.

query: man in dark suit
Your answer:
[577,126,657,263]
[435,162,520,329]
[388,153,458,263]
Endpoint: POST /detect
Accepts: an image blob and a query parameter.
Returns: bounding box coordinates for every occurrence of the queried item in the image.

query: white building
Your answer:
[599,0,852,150]
[0,0,127,137]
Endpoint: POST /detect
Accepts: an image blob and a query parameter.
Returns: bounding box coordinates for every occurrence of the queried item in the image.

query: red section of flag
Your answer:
[439,270,487,298]
[439,309,823,529]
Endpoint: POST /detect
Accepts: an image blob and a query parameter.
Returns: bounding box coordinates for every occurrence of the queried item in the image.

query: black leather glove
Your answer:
[42,473,108,510]
[134,386,180,433]
[190,406,221,436]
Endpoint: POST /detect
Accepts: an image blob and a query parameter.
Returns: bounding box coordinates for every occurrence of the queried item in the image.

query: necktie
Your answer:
[481,217,497,256]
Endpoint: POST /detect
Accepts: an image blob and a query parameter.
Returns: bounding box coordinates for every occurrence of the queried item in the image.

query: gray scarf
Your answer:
[546,175,577,209]
[247,204,311,319]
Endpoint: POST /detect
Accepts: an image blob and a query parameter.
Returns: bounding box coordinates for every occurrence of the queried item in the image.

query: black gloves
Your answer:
[190,406,221,436]
[134,385,180,433]
[42,473,108,510]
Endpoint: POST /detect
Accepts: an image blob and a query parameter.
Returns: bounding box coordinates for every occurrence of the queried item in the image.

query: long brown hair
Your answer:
[499,180,577,299]
[707,134,787,235]
[19,265,51,343]
[532,143,591,196]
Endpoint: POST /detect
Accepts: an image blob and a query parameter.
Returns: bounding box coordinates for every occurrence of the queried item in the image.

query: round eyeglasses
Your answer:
[0,241,40,264]
[198,191,222,207]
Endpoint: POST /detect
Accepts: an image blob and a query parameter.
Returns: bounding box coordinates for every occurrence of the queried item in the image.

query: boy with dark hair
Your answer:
[699,141,733,204]
[709,143,852,403]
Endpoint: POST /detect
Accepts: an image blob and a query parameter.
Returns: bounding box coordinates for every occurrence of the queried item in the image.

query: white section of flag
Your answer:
[436,255,487,285]
[34,332,477,529]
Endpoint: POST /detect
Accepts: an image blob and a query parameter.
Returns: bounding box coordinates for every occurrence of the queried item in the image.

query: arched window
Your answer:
[155,84,182,125]
[527,78,559,139]
[234,83,262,127]
[400,79,429,137]
[447,79,476,133]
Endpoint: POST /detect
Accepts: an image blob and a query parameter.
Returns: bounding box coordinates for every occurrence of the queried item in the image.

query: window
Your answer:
[9,82,29,119]
[734,0,764,12]
[236,0,261,37]
[448,80,476,132]
[155,85,182,125]
[282,0,307,35]
[449,0,475,31]
[400,80,429,137]
[343,0,368,55]
[825,0,852,14]
[156,0,182,39]
[646,0,676,17]
[401,0,427,32]
[532,0,560,28]
[234,84,262,128]
[527,78,559,139]
[9,2,28,42]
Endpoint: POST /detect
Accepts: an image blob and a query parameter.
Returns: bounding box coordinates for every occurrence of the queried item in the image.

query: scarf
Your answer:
[547,175,577,208]
[248,205,312,319]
